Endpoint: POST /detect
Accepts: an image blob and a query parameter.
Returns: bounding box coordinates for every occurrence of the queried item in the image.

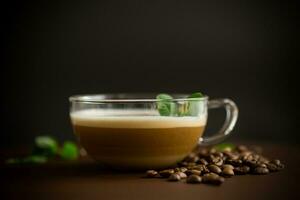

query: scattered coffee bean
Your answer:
[146,170,158,178]
[145,144,285,186]
[186,175,202,184]
[213,152,224,158]
[271,159,281,166]
[177,172,187,179]
[203,173,225,185]
[222,167,234,177]
[222,164,234,170]
[226,159,243,166]
[234,166,250,175]
[159,169,174,178]
[256,163,267,168]
[208,165,222,174]
[168,173,181,181]
[198,158,208,165]
[253,167,269,175]
[186,169,201,176]
[266,163,279,172]
[180,167,188,173]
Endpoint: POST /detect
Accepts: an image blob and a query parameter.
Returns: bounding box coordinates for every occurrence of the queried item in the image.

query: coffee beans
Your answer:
[222,167,234,177]
[146,170,158,178]
[202,173,225,185]
[168,173,181,181]
[234,166,250,175]
[159,169,174,178]
[145,144,285,186]
[186,169,201,176]
[253,167,269,175]
[187,175,202,184]
[208,165,222,174]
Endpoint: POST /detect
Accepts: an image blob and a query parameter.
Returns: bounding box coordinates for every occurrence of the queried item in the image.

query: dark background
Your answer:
[1,0,298,148]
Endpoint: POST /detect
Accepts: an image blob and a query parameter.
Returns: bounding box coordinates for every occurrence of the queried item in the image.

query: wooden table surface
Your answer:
[1,143,299,200]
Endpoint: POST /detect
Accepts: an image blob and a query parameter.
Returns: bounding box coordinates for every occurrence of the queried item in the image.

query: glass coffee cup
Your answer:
[69,94,238,169]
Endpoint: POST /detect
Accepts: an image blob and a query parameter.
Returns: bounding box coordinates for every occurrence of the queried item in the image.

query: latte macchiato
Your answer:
[71,109,206,169]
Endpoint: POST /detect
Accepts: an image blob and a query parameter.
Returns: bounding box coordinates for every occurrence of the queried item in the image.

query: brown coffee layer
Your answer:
[73,125,205,168]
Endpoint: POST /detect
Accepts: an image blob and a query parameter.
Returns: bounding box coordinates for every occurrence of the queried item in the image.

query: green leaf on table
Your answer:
[156,94,176,116]
[213,143,235,151]
[187,92,204,116]
[33,136,58,156]
[23,155,48,164]
[60,141,79,160]
[6,155,47,165]
[5,158,22,164]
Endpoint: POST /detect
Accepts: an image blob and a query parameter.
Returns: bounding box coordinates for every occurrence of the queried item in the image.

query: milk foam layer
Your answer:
[71,109,206,128]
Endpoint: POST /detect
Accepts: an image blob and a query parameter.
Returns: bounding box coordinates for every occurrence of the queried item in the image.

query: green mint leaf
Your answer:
[213,143,235,151]
[60,141,79,160]
[156,94,176,116]
[188,92,204,116]
[6,156,48,165]
[5,158,22,164]
[23,155,48,164]
[188,92,204,99]
[33,136,58,156]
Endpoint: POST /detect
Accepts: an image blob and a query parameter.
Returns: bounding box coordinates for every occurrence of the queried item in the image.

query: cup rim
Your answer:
[69,93,209,103]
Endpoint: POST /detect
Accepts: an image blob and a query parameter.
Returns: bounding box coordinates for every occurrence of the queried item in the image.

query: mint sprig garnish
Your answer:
[156,94,176,116]
[187,92,204,116]
[156,92,204,116]
[6,136,79,165]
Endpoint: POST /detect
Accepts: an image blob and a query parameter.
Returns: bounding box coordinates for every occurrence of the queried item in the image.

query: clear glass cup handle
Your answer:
[199,99,238,146]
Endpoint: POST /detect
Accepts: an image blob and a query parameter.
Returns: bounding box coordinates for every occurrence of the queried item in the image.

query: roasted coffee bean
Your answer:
[237,145,248,152]
[222,167,234,177]
[168,173,181,181]
[212,157,223,166]
[192,164,206,171]
[256,163,267,168]
[159,169,174,178]
[186,175,202,184]
[234,166,250,175]
[226,159,243,166]
[184,153,199,163]
[177,172,187,179]
[226,153,240,160]
[271,159,281,166]
[202,173,225,185]
[222,164,234,170]
[186,169,201,176]
[240,151,252,157]
[277,163,285,170]
[244,159,257,168]
[208,165,222,174]
[146,170,158,178]
[180,167,188,173]
[174,168,181,172]
[198,158,208,165]
[253,167,269,175]
[213,152,224,158]
[266,163,279,172]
